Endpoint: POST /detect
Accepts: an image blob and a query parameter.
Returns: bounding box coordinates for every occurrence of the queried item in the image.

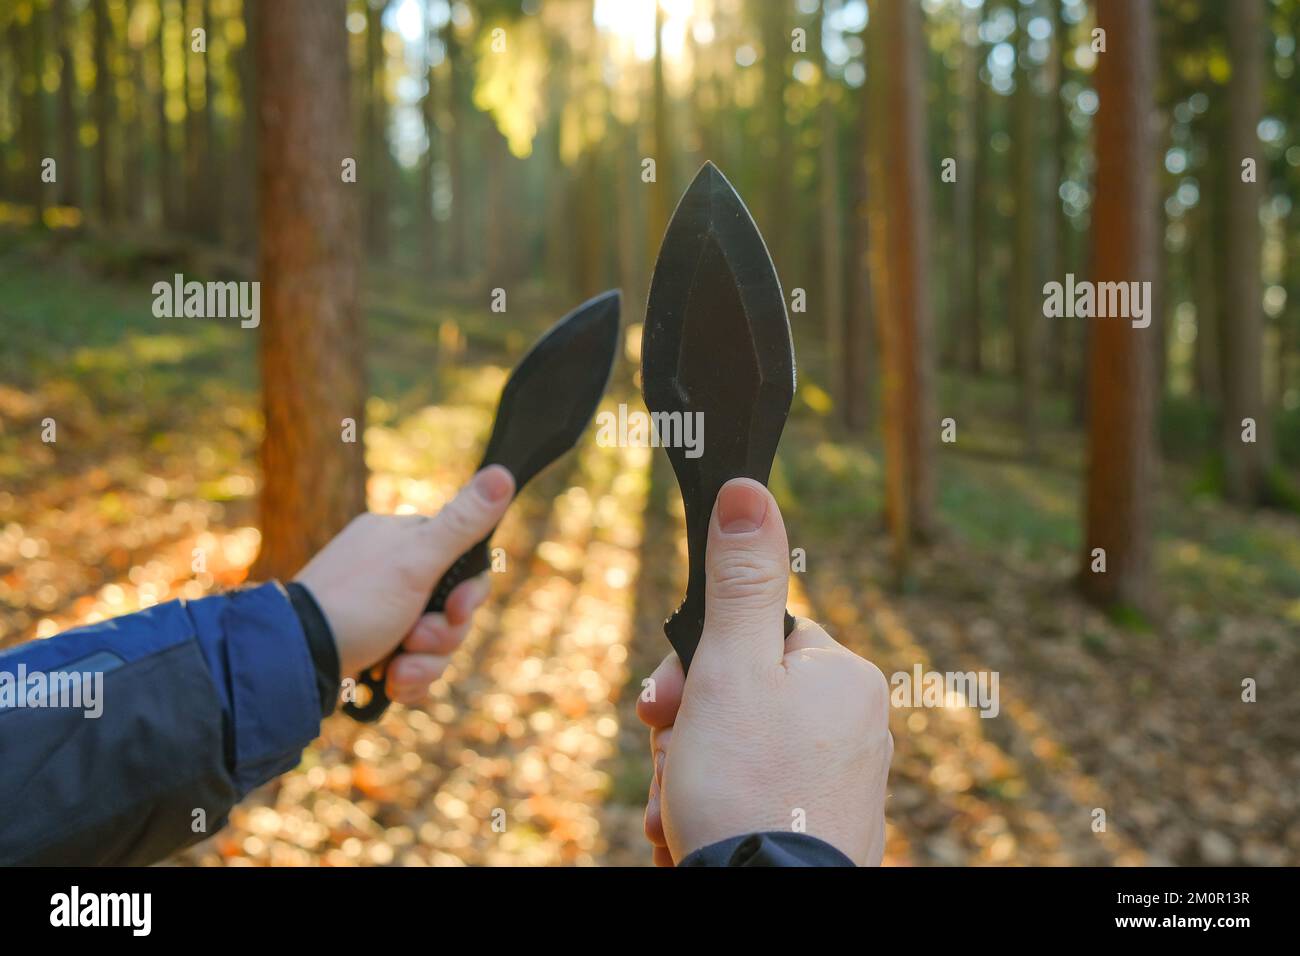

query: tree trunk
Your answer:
[816,0,845,410]
[965,3,987,375]
[1080,0,1157,615]
[124,0,146,224]
[866,0,938,576]
[53,0,81,208]
[761,0,790,277]
[155,0,177,230]
[843,68,873,432]
[648,0,673,249]
[182,0,209,235]
[419,3,438,274]
[251,0,366,580]
[92,0,116,221]
[234,0,258,250]
[19,2,47,221]
[363,0,391,262]
[1193,199,1219,403]
[1047,0,1071,386]
[1012,2,1041,458]
[445,19,467,278]
[1219,0,1270,505]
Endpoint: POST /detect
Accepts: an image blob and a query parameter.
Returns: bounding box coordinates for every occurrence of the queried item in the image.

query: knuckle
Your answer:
[855,658,892,722]
[436,494,482,542]
[706,550,783,602]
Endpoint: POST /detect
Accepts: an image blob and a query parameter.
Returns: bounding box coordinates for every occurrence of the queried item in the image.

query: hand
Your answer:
[636,478,893,866]
[294,465,514,707]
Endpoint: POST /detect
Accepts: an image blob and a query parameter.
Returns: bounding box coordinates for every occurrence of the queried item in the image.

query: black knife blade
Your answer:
[343,289,621,722]
[641,162,796,673]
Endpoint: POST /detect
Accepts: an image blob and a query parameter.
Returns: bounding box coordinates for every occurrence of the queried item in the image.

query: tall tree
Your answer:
[1080,0,1157,615]
[233,0,258,249]
[1011,0,1042,457]
[363,0,391,261]
[251,0,366,580]
[648,0,674,248]
[842,45,872,432]
[18,0,47,221]
[1047,0,1072,386]
[953,0,981,376]
[52,0,80,208]
[182,0,216,237]
[154,0,178,230]
[1219,0,1270,505]
[760,0,790,275]
[123,0,146,223]
[418,0,439,274]
[815,0,845,410]
[91,0,116,220]
[445,14,467,278]
[866,0,937,575]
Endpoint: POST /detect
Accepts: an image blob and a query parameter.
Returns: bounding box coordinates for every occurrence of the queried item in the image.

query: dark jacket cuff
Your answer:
[680,832,856,867]
[186,582,322,793]
[285,582,341,718]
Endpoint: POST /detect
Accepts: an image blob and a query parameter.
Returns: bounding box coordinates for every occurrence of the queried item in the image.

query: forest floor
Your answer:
[1,230,1298,866]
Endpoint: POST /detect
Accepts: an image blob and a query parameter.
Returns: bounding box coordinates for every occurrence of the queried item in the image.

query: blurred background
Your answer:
[0,0,1297,865]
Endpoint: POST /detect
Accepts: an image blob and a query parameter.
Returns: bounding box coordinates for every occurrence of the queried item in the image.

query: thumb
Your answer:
[696,478,790,672]
[422,465,515,569]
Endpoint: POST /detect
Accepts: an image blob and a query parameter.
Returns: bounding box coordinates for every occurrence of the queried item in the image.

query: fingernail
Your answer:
[474,466,513,503]
[717,480,767,535]
[654,750,666,784]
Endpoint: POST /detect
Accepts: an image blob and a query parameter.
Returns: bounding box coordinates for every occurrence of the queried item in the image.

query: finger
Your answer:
[402,612,470,655]
[653,845,674,867]
[635,652,685,729]
[644,775,667,848]
[696,478,790,673]
[650,726,673,764]
[783,616,842,654]
[443,574,490,626]
[385,653,451,703]
[421,466,515,573]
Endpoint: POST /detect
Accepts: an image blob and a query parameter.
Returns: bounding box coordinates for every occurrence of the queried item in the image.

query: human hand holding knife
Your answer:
[641,162,797,672]
[339,290,621,722]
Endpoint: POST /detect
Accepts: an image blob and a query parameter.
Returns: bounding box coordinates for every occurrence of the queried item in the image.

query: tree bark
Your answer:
[866,0,937,575]
[1219,0,1270,505]
[648,0,674,250]
[1012,1,1041,458]
[761,0,789,275]
[1080,0,1157,615]
[843,68,873,432]
[52,0,80,208]
[92,0,116,221]
[816,0,845,411]
[419,2,438,274]
[363,0,391,261]
[251,0,367,580]
[19,2,47,220]
[445,18,467,278]
[155,0,177,230]
[951,0,979,379]
[124,0,146,224]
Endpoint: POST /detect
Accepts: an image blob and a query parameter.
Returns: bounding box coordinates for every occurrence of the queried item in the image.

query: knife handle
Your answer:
[666,603,796,675]
[342,539,492,723]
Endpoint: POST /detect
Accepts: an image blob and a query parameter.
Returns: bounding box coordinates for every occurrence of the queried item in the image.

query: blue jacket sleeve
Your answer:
[680,832,856,867]
[0,582,322,865]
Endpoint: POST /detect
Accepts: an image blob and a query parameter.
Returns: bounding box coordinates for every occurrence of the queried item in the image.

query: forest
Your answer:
[0,0,1297,866]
